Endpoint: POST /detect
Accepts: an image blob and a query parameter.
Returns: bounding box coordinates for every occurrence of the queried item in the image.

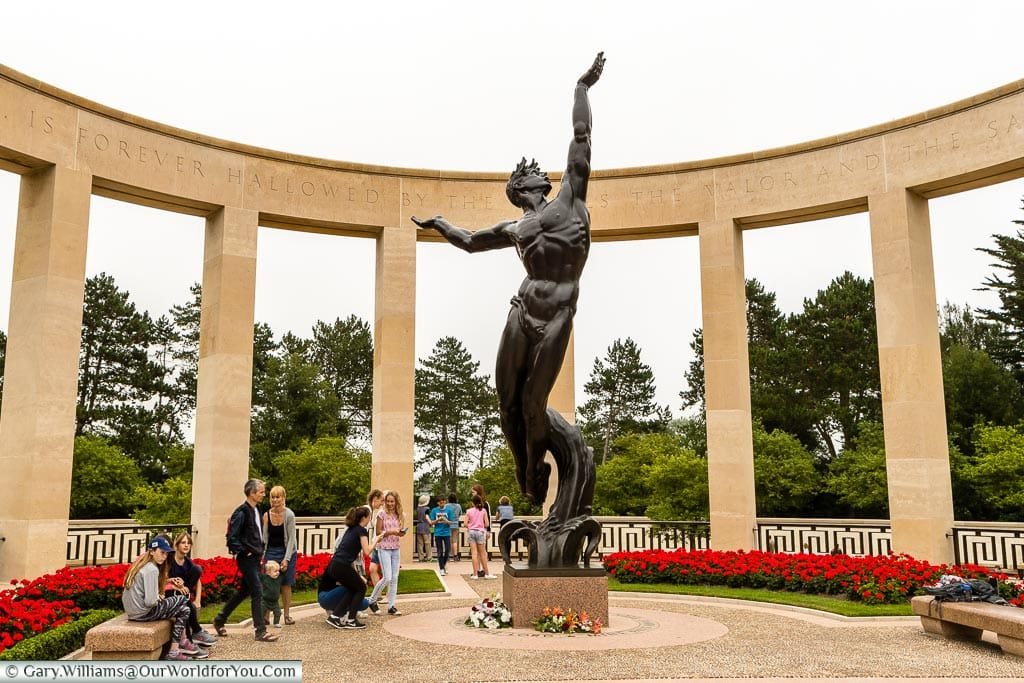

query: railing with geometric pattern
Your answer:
[63,517,1024,574]
[951,523,1024,575]
[66,521,194,567]
[756,518,892,557]
[65,517,712,565]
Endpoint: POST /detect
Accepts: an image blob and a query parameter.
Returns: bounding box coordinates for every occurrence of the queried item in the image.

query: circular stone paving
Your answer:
[384,606,729,651]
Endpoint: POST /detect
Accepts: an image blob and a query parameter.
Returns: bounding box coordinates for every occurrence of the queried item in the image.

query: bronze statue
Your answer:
[412,53,605,568]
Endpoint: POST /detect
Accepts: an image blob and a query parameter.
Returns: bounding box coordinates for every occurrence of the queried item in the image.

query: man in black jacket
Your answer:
[213,479,278,641]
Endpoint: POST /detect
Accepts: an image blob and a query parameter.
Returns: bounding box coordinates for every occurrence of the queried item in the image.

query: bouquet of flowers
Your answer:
[465,594,513,629]
[533,606,602,634]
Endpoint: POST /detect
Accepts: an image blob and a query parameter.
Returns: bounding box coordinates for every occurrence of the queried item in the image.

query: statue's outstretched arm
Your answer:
[563,52,605,202]
[411,215,516,253]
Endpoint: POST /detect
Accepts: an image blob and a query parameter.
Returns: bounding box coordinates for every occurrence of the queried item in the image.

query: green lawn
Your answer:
[608,577,913,617]
[200,571,912,623]
[199,569,444,624]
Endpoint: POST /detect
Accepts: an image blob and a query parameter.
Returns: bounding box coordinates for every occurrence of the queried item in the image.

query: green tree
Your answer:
[310,316,374,443]
[964,424,1024,521]
[132,477,193,526]
[682,275,881,460]
[251,322,279,408]
[681,280,819,450]
[415,337,498,493]
[579,337,671,464]
[942,343,1023,455]
[668,416,707,458]
[272,437,371,515]
[644,448,709,520]
[467,447,541,516]
[789,272,881,459]
[77,274,182,479]
[106,314,191,478]
[939,301,1006,355]
[977,221,1024,378]
[825,421,888,517]
[948,444,987,521]
[681,279,786,410]
[163,444,196,481]
[168,282,202,414]
[250,332,341,478]
[71,435,144,518]
[77,274,155,435]
[592,433,659,515]
[752,422,822,516]
[465,374,502,472]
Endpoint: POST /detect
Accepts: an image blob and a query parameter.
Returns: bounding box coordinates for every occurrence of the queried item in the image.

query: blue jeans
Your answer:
[216,551,265,633]
[435,535,451,570]
[327,559,365,620]
[369,547,401,608]
[317,587,370,613]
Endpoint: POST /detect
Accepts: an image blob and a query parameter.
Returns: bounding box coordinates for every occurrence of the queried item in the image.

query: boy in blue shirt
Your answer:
[430,497,452,576]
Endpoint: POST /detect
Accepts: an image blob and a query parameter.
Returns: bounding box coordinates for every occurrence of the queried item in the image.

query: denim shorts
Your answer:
[467,529,487,545]
[264,546,297,586]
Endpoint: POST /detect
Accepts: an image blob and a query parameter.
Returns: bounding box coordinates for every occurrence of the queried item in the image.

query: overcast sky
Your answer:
[2,1,1024,420]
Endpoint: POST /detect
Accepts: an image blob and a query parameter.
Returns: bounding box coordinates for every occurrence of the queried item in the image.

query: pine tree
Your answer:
[249,331,340,478]
[789,271,881,459]
[310,315,374,443]
[77,274,154,436]
[579,337,670,464]
[77,273,176,479]
[977,221,1024,379]
[169,282,201,414]
[415,336,498,493]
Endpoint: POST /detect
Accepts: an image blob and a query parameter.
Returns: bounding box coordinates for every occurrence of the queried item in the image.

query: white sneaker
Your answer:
[357,611,369,619]
[440,568,446,576]
[483,574,497,579]
[468,573,478,579]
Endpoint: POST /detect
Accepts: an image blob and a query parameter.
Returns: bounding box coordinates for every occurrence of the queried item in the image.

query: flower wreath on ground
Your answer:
[533,606,602,634]
[465,594,513,629]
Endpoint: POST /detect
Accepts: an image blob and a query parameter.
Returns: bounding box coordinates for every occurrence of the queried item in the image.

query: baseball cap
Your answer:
[148,537,173,552]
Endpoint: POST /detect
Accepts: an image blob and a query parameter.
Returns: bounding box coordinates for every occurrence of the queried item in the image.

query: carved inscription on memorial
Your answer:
[242,171,381,203]
[7,87,1024,225]
[29,110,56,135]
[987,114,1022,139]
[78,126,208,177]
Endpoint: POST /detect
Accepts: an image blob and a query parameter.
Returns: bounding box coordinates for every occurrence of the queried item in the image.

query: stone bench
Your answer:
[911,595,1024,656]
[84,613,170,660]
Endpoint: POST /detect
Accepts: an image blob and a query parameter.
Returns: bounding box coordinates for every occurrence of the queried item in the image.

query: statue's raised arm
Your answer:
[411,54,608,570]
[562,51,605,202]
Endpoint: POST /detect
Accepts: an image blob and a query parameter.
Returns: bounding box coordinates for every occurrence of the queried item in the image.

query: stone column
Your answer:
[372,224,416,557]
[542,331,575,513]
[0,166,90,580]
[191,207,258,559]
[868,189,953,563]
[699,218,757,550]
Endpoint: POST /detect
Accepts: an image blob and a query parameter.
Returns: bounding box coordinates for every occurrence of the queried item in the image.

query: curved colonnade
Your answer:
[1,63,1023,579]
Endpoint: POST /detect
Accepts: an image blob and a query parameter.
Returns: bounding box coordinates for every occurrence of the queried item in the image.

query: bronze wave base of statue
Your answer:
[498,408,601,568]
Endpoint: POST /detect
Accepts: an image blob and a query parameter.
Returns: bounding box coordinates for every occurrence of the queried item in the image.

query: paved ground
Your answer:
[196,558,1024,682]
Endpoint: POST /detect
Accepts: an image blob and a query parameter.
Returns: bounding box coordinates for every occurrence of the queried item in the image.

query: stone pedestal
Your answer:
[501,564,608,629]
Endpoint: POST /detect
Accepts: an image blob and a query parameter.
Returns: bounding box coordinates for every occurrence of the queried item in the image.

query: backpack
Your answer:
[923,581,973,602]
[967,578,1010,605]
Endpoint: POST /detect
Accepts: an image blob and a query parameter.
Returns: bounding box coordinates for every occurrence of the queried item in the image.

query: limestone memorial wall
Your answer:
[2,63,1023,579]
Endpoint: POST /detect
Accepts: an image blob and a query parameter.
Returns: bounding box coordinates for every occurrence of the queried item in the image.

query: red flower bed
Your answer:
[0,590,79,654]
[1,552,332,655]
[603,549,1024,607]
